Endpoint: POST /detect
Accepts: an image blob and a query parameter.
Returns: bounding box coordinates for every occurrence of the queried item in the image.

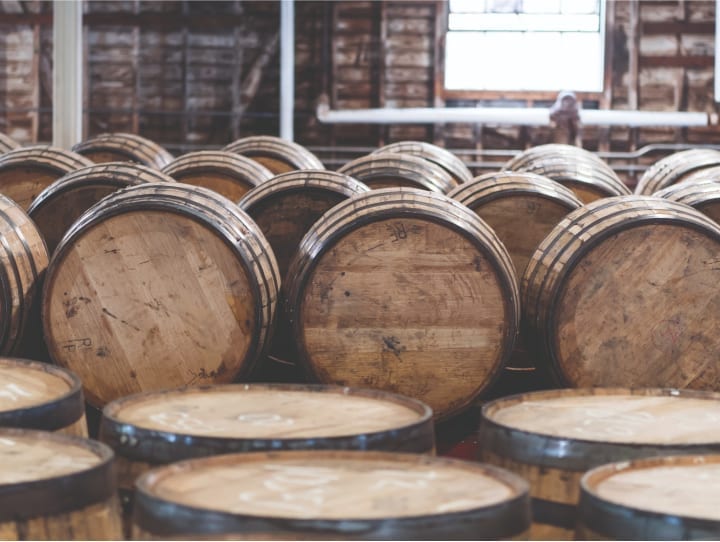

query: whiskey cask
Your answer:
[101,383,434,531]
[0,193,48,358]
[27,162,176,255]
[0,145,93,209]
[0,428,122,540]
[675,163,720,185]
[479,388,720,540]
[132,450,530,540]
[162,150,274,201]
[337,152,456,193]
[654,179,720,224]
[0,132,20,154]
[285,187,519,421]
[42,183,280,408]
[504,144,615,175]
[373,141,473,185]
[223,135,324,174]
[449,171,582,393]
[72,132,174,170]
[239,170,369,381]
[634,148,720,195]
[578,455,720,540]
[0,358,87,437]
[523,195,720,389]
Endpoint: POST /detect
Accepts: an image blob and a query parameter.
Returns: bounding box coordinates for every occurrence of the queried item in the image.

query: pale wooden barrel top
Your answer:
[372,141,473,185]
[0,431,101,484]
[109,386,428,439]
[0,360,73,411]
[635,149,720,195]
[487,390,720,445]
[585,456,720,521]
[223,136,325,173]
[72,132,174,169]
[139,451,523,520]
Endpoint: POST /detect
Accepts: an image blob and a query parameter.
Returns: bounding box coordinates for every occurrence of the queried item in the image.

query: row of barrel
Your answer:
[1,355,719,540]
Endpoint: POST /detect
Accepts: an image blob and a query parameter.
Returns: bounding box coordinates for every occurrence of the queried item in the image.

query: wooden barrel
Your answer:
[337,152,457,193]
[523,195,720,389]
[0,132,20,154]
[42,183,281,408]
[675,163,720,186]
[654,179,720,224]
[634,148,720,195]
[223,135,325,174]
[0,193,48,359]
[101,383,435,531]
[479,388,720,540]
[27,162,176,256]
[72,132,174,170]
[448,171,582,394]
[0,358,87,437]
[373,141,474,185]
[578,455,720,540]
[504,144,616,175]
[238,170,370,382]
[0,145,93,209]
[0,428,122,540]
[284,187,519,421]
[132,450,530,540]
[161,150,274,201]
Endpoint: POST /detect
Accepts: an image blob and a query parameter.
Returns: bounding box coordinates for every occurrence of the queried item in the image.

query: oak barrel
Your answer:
[479,388,720,540]
[72,132,174,170]
[337,152,457,193]
[0,132,20,154]
[223,135,325,174]
[161,150,274,201]
[634,148,720,195]
[504,144,627,203]
[373,141,474,185]
[132,450,530,540]
[654,179,720,224]
[578,455,720,540]
[42,183,280,408]
[0,193,48,359]
[0,145,93,209]
[674,163,720,186]
[285,187,519,421]
[238,170,370,381]
[27,162,175,255]
[0,428,122,540]
[0,358,87,437]
[523,195,720,389]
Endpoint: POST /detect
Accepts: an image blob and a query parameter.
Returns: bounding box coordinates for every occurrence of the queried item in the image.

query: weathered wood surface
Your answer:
[0,428,122,540]
[42,183,280,407]
[0,145,93,209]
[480,388,720,540]
[578,455,720,540]
[285,187,519,421]
[0,132,20,154]
[27,162,175,255]
[523,195,720,389]
[373,141,473,185]
[503,145,630,203]
[224,136,325,174]
[72,132,174,170]
[0,357,87,437]
[654,179,720,224]
[0,193,48,359]
[238,170,369,381]
[133,450,530,540]
[162,150,274,202]
[338,152,457,193]
[635,148,720,195]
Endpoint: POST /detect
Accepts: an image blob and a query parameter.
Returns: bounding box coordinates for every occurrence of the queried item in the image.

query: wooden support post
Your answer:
[52,0,83,148]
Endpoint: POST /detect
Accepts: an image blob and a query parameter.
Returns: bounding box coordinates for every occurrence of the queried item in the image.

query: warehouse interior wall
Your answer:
[0,0,718,163]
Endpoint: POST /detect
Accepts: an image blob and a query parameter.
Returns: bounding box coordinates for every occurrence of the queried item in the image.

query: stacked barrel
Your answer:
[1,126,720,540]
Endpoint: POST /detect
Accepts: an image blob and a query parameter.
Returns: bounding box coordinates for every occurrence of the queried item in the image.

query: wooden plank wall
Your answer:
[0,0,718,165]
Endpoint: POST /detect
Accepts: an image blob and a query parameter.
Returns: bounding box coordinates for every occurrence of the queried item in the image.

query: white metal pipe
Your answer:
[317,101,716,128]
[53,0,83,149]
[280,0,294,141]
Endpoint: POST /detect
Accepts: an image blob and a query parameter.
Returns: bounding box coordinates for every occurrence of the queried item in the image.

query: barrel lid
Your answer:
[72,132,174,169]
[223,136,325,172]
[134,450,529,538]
[372,141,473,185]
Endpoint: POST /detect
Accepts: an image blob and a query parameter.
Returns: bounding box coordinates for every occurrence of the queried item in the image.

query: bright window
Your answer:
[445,0,605,92]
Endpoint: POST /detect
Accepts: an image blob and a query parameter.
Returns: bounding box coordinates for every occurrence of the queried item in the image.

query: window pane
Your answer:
[449,0,487,14]
[522,0,561,13]
[561,0,598,14]
[449,13,599,32]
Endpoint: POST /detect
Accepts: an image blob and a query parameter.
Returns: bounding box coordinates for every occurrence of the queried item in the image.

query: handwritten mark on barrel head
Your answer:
[651,317,684,352]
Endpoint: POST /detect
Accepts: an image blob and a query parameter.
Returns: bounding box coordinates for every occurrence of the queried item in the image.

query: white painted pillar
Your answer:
[53,0,83,149]
[280,0,294,141]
